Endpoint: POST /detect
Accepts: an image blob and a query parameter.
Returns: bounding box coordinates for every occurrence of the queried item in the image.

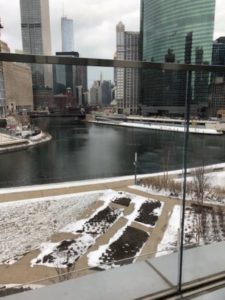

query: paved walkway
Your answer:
[0,132,27,146]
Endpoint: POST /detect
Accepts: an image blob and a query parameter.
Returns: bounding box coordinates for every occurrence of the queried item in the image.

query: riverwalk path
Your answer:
[0,131,51,154]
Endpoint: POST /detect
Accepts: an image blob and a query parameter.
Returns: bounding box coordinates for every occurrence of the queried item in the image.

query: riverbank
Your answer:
[0,131,52,154]
[89,119,223,135]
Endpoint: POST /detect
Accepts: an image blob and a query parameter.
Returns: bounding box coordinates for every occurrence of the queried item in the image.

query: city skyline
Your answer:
[1,0,225,88]
[0,0,140,58]
[0,0,224,59]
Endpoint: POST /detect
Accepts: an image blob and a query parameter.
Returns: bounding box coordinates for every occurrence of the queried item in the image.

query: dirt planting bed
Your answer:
[0,286,31,297]
[77,206,123,235]
[97,226,149,268]
[135,200,162,227]
[184,205,225,245]
[113,197,131,207]
[33,234,95,268]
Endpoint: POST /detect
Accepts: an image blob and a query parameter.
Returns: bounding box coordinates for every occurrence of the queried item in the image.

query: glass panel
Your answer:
[181,69,225,288]
[1,0,225,298]
[0,61,185,298]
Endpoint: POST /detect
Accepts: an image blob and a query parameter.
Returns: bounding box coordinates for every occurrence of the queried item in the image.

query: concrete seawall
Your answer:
[0,132,52,154]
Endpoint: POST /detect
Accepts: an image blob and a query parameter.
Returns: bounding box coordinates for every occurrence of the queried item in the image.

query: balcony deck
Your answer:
[4,242,225,300]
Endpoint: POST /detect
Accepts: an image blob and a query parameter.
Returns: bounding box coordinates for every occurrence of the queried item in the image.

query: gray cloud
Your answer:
[0,0,225,85]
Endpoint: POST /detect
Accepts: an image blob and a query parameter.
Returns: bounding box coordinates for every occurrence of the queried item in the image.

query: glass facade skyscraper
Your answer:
[61,17,74,52]
[141,0,216,116]
[20,0,52,87]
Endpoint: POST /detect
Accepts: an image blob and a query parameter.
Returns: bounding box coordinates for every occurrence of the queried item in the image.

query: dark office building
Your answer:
[209,37,225,116]
[101,80,112,106]
[141,0,216,116]
[53,52,87,108]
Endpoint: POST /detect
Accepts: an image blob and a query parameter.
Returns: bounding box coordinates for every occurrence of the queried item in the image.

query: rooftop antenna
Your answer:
[62,0,65,17]
[0,18,3,39]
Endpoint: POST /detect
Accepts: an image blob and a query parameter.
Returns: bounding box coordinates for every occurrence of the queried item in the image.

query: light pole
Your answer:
[133,152,138,185]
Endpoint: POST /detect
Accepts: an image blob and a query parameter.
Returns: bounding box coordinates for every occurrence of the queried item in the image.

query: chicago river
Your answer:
[0,117,225,188]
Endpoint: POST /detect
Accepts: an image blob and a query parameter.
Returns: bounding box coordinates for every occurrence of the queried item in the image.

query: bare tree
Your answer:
[161,148,170,190]
[192,165,209,244]
[55,250,76,282]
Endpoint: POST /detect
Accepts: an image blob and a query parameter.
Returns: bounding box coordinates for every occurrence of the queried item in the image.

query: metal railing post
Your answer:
[178,70,191,293]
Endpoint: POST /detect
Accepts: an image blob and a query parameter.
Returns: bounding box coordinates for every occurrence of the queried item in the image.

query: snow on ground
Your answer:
[32,190,155,270]
[87,193,163,269]
[87,225,128,270]
[0,191,103,264]
[130,168,225,204]
[126,196,164,228]
[129,184,172,198]
[31,234,95,268]
[31,190,127,268]
[208,171,225,188]
[156,203,225,257]
[1,162,224,195]
[60,189,118,233]
[0,284,43,289]
[156,205,180,257]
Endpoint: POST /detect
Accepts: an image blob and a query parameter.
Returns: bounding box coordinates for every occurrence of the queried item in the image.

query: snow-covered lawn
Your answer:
[156,205,180,257]
[0,191,103,264]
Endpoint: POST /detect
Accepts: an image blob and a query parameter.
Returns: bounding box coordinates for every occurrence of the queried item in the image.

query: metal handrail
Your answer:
[1,52,225,72]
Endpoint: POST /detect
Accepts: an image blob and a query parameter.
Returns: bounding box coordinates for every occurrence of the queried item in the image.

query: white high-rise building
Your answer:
[61,17,74,52]
[20,0,52,87]
[115,22,140,115]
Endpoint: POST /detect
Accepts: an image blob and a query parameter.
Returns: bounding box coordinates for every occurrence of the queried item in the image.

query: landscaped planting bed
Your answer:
[184,205,225,245]
[112,197,131,207]
[31,234,95,268]
[88,226,149,269]
[135,200,162,226]
[76,206,123,235]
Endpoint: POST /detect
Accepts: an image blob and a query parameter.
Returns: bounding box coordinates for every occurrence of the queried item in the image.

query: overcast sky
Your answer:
[0,0,225,84]
[0,0,140,56]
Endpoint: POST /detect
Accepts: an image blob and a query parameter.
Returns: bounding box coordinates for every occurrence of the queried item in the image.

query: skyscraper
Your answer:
[115,22,140,114]
[212,37,225,78]
[61,17,74,52]
[20,0,52,87]
[141,0,216,116]
[53,51,87,108]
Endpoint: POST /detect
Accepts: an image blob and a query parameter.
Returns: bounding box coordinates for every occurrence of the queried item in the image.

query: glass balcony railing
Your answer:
[1,0,225,298]
[0,51,225,300]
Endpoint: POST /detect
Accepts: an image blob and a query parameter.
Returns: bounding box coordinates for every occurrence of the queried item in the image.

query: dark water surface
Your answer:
[1,117,225,188]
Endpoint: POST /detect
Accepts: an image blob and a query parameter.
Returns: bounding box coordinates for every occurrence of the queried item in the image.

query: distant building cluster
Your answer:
[0,0,88,115]
[90,75,113,107]
[0,40,33,114]
[1,0,225,117]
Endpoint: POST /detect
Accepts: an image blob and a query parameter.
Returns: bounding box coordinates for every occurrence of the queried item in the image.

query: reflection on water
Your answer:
[0,117,225,188]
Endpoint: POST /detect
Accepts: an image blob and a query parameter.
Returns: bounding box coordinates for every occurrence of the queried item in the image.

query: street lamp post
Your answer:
[133,152,138,185]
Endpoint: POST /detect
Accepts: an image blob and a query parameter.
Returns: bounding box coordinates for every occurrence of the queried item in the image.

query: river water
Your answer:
[0,117,225,188]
